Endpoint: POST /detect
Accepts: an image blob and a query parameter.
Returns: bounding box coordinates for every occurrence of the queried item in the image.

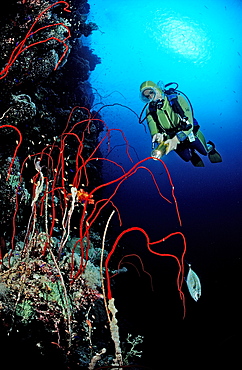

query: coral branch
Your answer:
[105,227,187,317]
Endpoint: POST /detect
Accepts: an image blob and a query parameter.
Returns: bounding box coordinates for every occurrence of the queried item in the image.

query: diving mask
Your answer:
[141,88,157,102]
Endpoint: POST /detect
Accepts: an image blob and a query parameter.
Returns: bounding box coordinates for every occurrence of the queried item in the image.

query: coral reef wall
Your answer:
[0,4,165,369]
[0,2,145,368]
[0,0,101,239]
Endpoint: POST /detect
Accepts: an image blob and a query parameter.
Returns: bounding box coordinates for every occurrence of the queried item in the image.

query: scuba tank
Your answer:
[163,82,195,118]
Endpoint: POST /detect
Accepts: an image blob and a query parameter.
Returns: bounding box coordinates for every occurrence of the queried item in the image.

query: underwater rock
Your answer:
[0,0,101,169]
[0,156,30,237]
[9,93,37,124]
[0,2,117,368]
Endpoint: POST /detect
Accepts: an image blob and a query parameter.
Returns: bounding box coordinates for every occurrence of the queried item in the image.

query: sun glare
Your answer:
[148,10,212,63]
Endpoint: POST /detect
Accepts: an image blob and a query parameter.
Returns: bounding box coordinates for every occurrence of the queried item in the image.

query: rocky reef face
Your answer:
[0,4,145,369]
[0,2,111,369]
[0,0,102,239]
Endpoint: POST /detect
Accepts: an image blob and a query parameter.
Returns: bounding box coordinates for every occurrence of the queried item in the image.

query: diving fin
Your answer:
[207,141,222,163]
[190,152,205,167]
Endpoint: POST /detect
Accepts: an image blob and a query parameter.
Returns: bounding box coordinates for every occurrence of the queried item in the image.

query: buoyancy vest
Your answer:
[147,92,194,139]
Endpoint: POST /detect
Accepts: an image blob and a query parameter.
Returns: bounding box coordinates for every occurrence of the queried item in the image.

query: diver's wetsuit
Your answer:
[146,90,213,166]
[175,136,207,162]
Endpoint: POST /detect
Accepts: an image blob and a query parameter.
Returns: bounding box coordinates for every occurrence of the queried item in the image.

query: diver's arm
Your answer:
[176,95,194,139]
[147,113,158,136]
[165,120,193,154]
[147,111,165,147]
[165,117,194,154]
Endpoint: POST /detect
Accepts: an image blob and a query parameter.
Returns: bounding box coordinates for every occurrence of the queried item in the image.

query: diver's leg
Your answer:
[190,131,208,155]
[192,130,222,163]
[175,145,205,166]
[175,145,192,162]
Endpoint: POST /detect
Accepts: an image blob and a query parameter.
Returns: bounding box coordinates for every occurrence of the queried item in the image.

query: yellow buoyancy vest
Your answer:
[147,94,194,138]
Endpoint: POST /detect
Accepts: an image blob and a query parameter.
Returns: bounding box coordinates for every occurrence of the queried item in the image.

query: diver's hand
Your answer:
[152,133,164,144]
[164,136,180,154]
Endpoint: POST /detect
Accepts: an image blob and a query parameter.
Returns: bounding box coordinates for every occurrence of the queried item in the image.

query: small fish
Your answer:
[186,264,201,301]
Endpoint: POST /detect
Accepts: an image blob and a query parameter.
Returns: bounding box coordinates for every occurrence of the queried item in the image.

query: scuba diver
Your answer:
[139,81,222,166]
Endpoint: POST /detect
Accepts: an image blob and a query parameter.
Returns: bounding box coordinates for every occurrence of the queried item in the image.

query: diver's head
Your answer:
[140,81,164,103]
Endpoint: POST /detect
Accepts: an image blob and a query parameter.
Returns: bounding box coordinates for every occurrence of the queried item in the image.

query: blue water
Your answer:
[84,0,242,367]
